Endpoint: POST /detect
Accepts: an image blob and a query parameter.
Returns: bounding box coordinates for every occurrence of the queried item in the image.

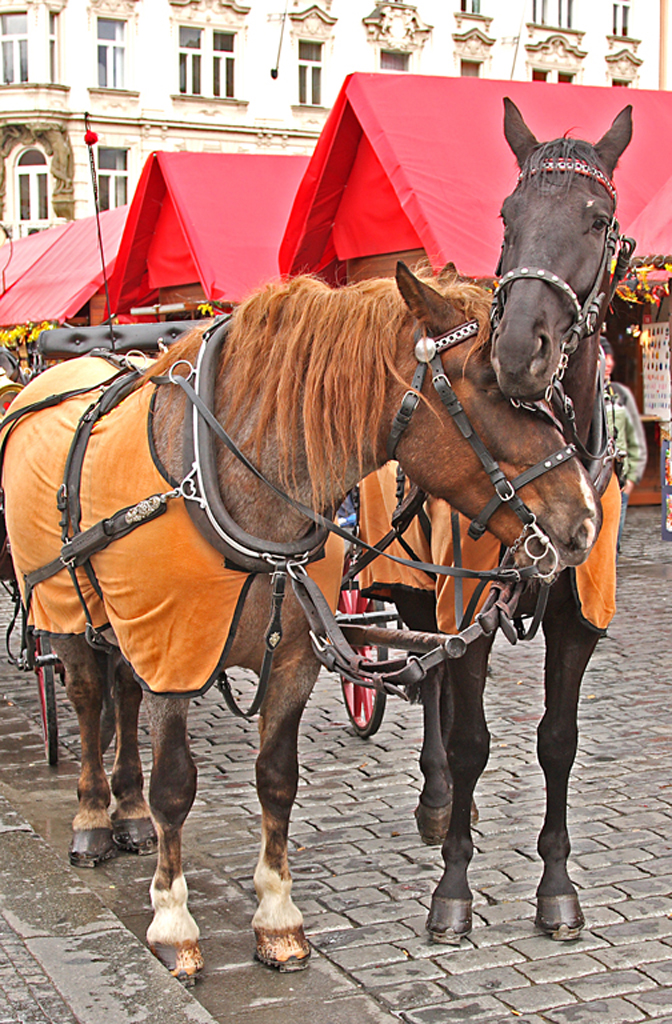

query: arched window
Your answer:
[17,149,49,223]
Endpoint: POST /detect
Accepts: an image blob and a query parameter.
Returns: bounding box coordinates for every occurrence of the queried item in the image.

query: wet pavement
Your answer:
[0,506,670,1023]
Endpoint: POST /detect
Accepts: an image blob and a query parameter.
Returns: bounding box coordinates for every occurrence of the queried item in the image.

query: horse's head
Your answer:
[394,264,600,575]
[492,98,632,402]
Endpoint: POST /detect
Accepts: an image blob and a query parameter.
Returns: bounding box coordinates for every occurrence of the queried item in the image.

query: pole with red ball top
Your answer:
[84,112,115,346]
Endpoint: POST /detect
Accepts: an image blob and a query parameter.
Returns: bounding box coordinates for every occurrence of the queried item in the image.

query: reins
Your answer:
[2,295,590,720]
[158,314,582,714]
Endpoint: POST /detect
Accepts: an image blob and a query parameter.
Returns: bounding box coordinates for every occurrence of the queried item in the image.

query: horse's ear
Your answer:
[396,262,453,333]
[594,105,633,176]
[437,261,459,284]
[503,97,539,169]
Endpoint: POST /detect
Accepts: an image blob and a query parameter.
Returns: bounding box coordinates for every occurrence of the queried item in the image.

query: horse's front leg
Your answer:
[427,634,493,944]
[109,654,157,856]
[51,635,118,867]
[536,570,599,940]
[415,664,454,844]
[252,645,320,971]
[144,693,203,983]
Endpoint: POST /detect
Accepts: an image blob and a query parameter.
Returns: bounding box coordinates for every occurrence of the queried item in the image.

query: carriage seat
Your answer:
[37,322,200,359]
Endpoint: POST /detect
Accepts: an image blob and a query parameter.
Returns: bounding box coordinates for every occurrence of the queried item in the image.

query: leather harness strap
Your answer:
[4,306,589,716]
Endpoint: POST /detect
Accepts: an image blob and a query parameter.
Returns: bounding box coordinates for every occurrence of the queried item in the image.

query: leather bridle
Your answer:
[490,158,635,401]
[386,317,576,562]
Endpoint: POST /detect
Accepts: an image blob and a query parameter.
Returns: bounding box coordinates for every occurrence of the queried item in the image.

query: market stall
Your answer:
[0,206,127,332]
[107,151,309,319]
[280,73,672,507]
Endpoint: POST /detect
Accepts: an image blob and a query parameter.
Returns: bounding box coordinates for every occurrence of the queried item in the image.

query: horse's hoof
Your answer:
[535,893,585,940]
[426,896,472,944]
[69,828,118,868]
[414,800,478,844]
[150,941,204,984]
[415,802,451,846]
[113,817,157,856]
[254,926,311,971]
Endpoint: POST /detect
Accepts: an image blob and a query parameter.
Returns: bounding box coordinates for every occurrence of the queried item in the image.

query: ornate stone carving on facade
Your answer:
[606,33,640,52]
[363,3,432,52]
[0,123,74,220]
[289,5,337,40]
[452,27,495,64]
[453,10,493,34]
[525,33,587,74]
[605,47,642,84]
[169,0,250,12]
[525,22,584,47]
[88,0,140,17]
[293,0,332,11]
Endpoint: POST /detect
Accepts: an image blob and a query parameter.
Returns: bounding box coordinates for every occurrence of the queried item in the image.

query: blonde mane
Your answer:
[149,272,491,503]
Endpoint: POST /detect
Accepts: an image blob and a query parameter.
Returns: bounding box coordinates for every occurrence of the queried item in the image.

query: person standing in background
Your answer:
[601,339,648,554]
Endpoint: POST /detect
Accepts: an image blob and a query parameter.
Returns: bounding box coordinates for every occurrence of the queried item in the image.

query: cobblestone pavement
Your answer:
[0,506,670,1023]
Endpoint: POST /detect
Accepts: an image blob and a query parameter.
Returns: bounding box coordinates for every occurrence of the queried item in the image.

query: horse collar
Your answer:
[176,320,330,575]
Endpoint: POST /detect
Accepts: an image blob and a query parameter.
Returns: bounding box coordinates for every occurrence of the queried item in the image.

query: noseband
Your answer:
[490,157,635,400]
[386,317,579,576]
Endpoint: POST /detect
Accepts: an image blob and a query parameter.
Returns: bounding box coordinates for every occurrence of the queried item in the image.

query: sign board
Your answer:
[642,322,671,419]
[662,428,672,541]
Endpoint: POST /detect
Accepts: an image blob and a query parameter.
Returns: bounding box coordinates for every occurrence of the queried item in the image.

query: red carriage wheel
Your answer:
[35,635,58,766]
[338,588,387,739]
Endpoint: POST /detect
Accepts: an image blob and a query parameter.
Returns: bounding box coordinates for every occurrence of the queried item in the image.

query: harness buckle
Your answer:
[495,478,516,502]
[309,629,329,653]
[60,540,75,568]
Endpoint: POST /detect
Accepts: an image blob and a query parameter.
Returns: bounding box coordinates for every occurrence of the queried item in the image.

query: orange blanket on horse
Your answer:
[358,463,619,634]
[2,357,342,696]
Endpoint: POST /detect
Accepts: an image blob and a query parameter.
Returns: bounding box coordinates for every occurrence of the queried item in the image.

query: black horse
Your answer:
[410,99,633,944]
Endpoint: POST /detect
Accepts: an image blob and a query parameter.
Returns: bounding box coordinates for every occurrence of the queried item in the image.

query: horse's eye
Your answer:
[592,217,608,233]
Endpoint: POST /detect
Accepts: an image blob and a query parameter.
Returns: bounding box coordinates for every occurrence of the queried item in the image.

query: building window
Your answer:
[532,0,547,24]
[179,26,202,94]
[98,148,127,210]
[532,68,549,80]
[17,149,48,222]
[97,18,125,89]
[613,4,630,36]
[381,49,409,71]
[298,40,322,105]
[612,78,630,86]
[213,31,234,98]
[558,71,574,82]
[460,59,481,77]
[1,12,28,85]
[49,12,57,83]
[460,0,481,11]
[558,0,573,27]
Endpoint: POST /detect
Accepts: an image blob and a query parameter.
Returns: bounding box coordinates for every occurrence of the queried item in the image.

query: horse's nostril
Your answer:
[533,332,552,367]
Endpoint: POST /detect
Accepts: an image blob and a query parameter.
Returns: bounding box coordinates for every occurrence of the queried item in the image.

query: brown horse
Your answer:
[1,266,600,981]
[413,101,633,946]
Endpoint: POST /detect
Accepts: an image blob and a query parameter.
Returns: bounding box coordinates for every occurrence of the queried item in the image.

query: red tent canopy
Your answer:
[625,175,672,262]
[108,152,309,315]
[280,74,672,279]
[0,207,127,325]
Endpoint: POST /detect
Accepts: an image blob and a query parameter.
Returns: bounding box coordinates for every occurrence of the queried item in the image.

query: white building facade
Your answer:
[0,0,668,236]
